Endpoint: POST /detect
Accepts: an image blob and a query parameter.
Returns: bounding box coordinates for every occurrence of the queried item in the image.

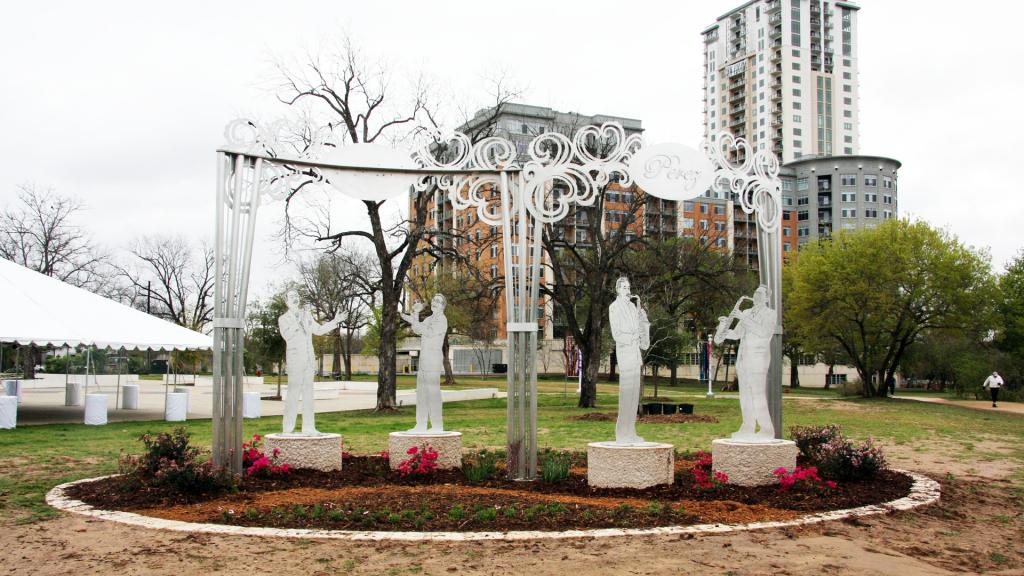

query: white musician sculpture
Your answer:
[400,294,448,433]
[279,290,343,435]
[608,277,650,445]
[714,285,777,442]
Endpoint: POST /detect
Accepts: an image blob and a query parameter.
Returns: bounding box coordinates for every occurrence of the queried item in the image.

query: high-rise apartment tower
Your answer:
[702,0,861,163]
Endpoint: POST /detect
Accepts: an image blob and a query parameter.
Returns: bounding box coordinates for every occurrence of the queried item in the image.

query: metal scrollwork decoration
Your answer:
[521,123,643,224]
[704,130,782,234]
[222,119,331,201]
[412,131,512,226]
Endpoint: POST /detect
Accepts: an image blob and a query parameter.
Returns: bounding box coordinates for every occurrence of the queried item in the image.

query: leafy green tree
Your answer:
[245,291,288,396]
[786,219,997,397]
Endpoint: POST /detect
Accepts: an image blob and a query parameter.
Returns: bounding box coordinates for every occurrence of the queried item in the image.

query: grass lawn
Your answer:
[2,392,1021,526]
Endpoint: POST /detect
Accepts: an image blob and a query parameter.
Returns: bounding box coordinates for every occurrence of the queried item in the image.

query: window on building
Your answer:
[883,209,893,219]
[793,140,802,148]
[883,194,893,204]
[490,265,498,278]
[490,245,499,258]
[792,89,801,97]
[844,122,853,130]
[797,178,809,192]
[793,127,802,136]
[843,110,852,118]
[844,147,853,154]
[841,208,857,218]
[715,221,725,231]
[842,71,852,80]
[883,176,895,189]
[797,210,809,221]
[793,114,802,122]
[865,208,878,218]
[798,227,810,237]
[783,227,791,236]
[840,174,856,186]
[792,62,801,70]
[841,192,857,202]
[797,196,809,206]
[865,193,878,202]
[844,135,853,143]
[793,101,802,110]
[792,75,801,83]
[864,175,877,187]
[700,204,708,213]
[700,219,709,230]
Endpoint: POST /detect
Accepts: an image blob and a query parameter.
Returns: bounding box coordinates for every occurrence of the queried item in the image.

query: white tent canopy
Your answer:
[0,258,212,351]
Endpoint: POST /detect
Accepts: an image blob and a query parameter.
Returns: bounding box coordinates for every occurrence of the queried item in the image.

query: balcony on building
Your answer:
[731,104,746,115]
[728,79,745,91]
[770,25,782,38]
[729,91,746,103]
[771,90,782,101]
[766,0,781,13]
[729,117,745,128]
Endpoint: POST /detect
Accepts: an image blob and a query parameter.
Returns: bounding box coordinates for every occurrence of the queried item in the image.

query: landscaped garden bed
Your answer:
[63,427,913,533]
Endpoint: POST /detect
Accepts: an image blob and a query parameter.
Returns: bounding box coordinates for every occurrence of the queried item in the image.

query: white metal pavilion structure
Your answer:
[212,120,783,477]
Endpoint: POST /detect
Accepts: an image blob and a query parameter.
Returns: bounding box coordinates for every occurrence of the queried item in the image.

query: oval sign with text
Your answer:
[628,143,717,201]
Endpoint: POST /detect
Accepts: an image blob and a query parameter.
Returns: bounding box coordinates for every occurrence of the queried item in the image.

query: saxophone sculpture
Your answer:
[713,296,753,346]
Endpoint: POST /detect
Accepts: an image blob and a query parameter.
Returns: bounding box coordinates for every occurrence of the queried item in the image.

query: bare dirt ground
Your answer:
[2,445,1022,576]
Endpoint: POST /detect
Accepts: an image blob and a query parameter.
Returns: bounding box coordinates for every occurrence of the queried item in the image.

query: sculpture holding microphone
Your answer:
[608,276,651,445]
[714,285,777,442]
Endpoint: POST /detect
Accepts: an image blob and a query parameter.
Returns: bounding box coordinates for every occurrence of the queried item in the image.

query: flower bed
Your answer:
[65,449,913,532]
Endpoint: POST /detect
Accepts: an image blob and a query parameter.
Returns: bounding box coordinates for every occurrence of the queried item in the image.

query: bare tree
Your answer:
[1,185,109,289]
[119,236,215,332]
[1,185,111,378]
[542,184,648,408]
[297,250,370,380]
[273,37,517,410]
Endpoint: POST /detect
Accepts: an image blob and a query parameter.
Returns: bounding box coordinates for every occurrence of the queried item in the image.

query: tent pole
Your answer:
[84,348,90,396]
[115,347,123,410]
[164,351,170,411]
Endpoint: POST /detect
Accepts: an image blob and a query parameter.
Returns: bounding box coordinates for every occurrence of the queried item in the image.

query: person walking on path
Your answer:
[983,371,1004,408]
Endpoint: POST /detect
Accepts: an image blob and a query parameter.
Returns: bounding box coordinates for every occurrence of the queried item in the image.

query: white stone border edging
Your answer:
[45,470,939,542]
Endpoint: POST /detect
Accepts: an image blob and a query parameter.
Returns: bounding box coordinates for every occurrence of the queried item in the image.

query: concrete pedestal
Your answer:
[165,392,188,422]
[0,395,16,429]
[711,438,798,487]
[84,394,108,426]
[388,431,463,470]
[265,433,342,471]
[3,380,21,403]
[587,441,674,489]
[121,384,140,410]
[243,391,261,419]
[65,382,82,406]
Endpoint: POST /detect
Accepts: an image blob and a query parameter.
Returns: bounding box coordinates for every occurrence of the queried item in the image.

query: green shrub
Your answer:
[790,424,841,460]
[127,427,237,496]
[463,450,499,482]
[448,506,466,520]
[816,436,887,480]
[474,507,497,521]
[540,450,572,483]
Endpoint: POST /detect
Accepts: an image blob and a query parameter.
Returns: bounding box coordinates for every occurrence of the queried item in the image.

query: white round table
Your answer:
[121,384,140,410]
[65,382,82,406]
[243,391,261,419]
[165,392,188,422]
[0,395,17,429]
[84,393,108,426]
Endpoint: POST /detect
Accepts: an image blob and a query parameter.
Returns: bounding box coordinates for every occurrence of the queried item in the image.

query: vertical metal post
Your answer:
[212,152,229,469]
[499,172,517,477]
[757,222,784,439]
[212,152,261,474]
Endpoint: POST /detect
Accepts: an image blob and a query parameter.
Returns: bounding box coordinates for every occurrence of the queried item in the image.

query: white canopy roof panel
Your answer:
[0,258,212,350]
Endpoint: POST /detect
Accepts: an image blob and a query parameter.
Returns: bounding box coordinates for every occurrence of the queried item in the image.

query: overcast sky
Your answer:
[2,0,1021,298]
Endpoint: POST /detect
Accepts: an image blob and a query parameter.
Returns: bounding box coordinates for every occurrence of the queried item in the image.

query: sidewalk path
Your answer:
[895,395,1024,415]
[10,381,504,426]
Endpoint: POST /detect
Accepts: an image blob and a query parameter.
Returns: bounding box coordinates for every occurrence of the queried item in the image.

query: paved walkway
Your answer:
[895,395,1024,415]
[8,380,503,426]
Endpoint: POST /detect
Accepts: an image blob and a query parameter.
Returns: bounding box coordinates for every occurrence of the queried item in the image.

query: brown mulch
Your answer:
[570,412,719,424]
[65,455,913,533]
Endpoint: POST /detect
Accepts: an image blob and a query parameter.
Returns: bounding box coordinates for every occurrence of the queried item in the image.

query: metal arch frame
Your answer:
[210,120,784,475]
